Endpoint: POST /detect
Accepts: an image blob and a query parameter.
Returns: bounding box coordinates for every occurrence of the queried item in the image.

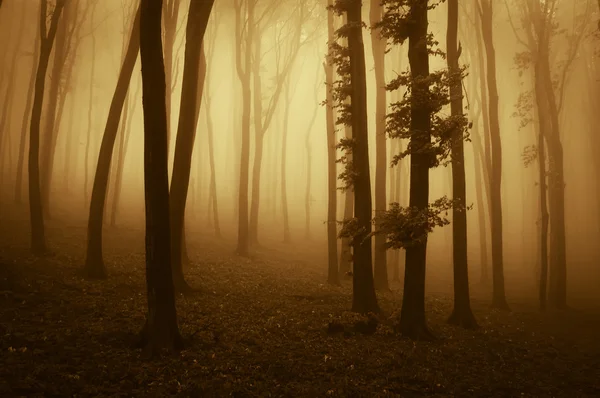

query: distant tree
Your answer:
[369,0,389,291]
[446,0,478,329]
[28,0,66,254]
[233,0,257,256]
[170,0,215,292]
[84,7,141,279]
[203,11,222,238]
[477,0,510,310]
[0,1,27,183]
[138,0,182,356]
[324,0,339,286]
[15,19,40,204]
[330,0,379,314]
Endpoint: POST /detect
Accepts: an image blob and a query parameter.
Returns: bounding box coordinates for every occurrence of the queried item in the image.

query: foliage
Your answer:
[385,68,471,167]
[372,196,465,250]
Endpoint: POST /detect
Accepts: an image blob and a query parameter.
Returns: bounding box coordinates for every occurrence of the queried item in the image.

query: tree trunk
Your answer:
[138,0,182,357]
[204,53,221,238]
[370,0,389,291]
[325,0,338,286]
[15,29,40,204]
[234,0,255,257]
[281,80,291,244]
[347,0,379,314]
[84,9,141,279]
[447,0,477,329]
[28,0,66,255]
[170,0,214,293]
[399,1,433,339]
[479,0,509,310]
[39,5,67,217]
[84,14,98,207]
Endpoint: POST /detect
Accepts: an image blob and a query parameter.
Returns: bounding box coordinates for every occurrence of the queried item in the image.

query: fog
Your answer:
[2,0,600,394]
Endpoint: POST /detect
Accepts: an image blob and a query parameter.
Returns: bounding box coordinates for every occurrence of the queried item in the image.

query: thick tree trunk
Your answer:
[338,124,354,277]
[479,0,509,310]
[110,90,130,226]
[347,0,379,314]
[446,0,477,329]
[83,9,140,279]
[28,0,66,255]
[325,0,338,286]
[399,1,433,339]
[370,0,389,291]
[170,0,214,293]
[138,0,182,357]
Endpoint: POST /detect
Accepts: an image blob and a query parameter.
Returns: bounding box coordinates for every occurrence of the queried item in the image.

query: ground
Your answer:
[0,213,599,397]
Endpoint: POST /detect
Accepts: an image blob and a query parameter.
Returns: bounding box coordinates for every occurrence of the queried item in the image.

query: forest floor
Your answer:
[1,216,600,397]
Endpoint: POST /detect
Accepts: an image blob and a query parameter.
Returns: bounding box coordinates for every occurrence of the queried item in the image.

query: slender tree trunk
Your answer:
[234,0,254,256]
[370,0,389,291]
[0,3,27,184]
[471,107,489,283]
[399,1,433,339]
[15,31,40,204]
[479,0,509,310]
[204,51,221,238]
[347,0,379,314]
[111,75,141,226]
[281,81,291,244]
[534,78,549,311]
[62,93,76,192]
[170,0,214,293]
[84,17,97,207]
[304,67,320,241]
[39,6,67,217]
[28,0,66,255]
[447,0,477,328]
[325,0,338,286]
[83,9,141,279]
[138,0,182,356]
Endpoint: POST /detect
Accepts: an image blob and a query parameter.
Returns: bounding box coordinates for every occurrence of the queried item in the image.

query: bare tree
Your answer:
[138,0,182,356]
[28,0,66,254]
[84,7,141,278]
[169,0,215,292]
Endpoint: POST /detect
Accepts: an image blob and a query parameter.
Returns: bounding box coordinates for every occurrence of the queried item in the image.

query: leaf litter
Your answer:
[0,223,598,397]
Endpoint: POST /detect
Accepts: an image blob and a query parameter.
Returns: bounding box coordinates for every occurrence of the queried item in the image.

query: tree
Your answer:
[138,0,182,356]
[28,0,66,254]
[370,0,389,291]
[447,0,478,328]
[84,7,141,279]
[324,0,339,286]
[378,0,457,339]
[331,0,379,314]
[477,0,510,310]
[169,0,215,292]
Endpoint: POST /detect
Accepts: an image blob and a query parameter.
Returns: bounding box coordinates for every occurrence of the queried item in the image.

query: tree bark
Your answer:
[138,0,182,356]
[15,27,40,204]
[447,0,477,329]
[370,0,389,291]
[399,1,434,339]
[170,0,214,293]
[234,0,255,256]
[28,0,66,255]
[479,0,509,310]
[84,8,140,279]
[325,0,339,286]
[347,0,379,314]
